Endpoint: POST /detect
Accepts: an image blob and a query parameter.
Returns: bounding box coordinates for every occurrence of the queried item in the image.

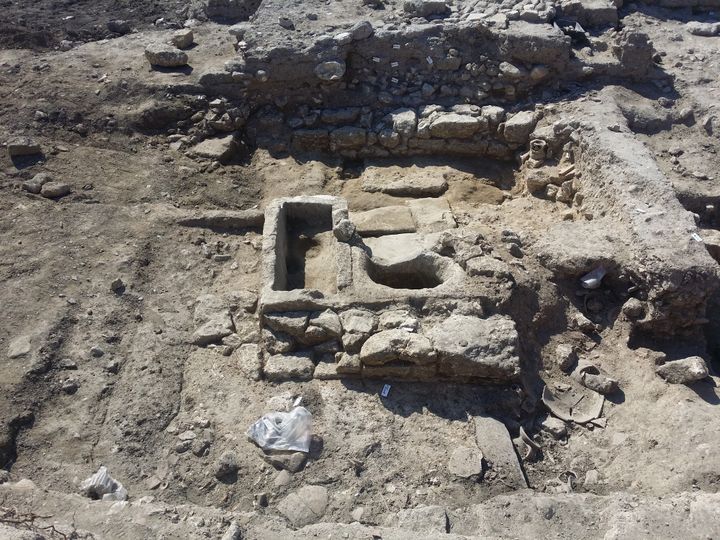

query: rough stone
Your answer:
[264,312,309,338]
[407,197,456,233]
[214,450,239,480]
[686,21,720,37]
[465,256,514,281]
[313,360,340,379]
[145,42,189,67]
[7,137,42,157]
[656,356,709,384]
[22,172,52,194]
[554,343,577,372]
[362,171,447,197]
[351,205,416,236]
[359,329,436,366]
[333,218,355,241]
[234,343,263,381]
[336,352,362,374]
[428,315,520,381]
[8,335,31,358]
[349,21,374,41]
[474,415,527,488]
[221,522,242,540]
[429,113,481,139]
[503,111,537,143]
[107,19,131,34]
[192,294,234,345]
[448,445,483,478]
[389,108,418,137]
[393,506,449,534]
[263,450,307,472]
[404,0,450,18]
[305,310,342,343]
[40,181,71,199]
[191,135,238,163]
[315,60,345,81]
[262,327,294,355]
[330,126,367,149]
[171,29,194,49]
[379,310,419,331]
[541,416,568,439]
[278,485,329,527]
[264,353,315,381]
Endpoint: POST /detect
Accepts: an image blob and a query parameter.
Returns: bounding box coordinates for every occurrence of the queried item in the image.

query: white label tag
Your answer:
[381,384,391,397]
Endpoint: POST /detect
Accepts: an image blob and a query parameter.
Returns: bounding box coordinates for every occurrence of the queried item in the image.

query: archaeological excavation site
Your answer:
[3,0,720,537]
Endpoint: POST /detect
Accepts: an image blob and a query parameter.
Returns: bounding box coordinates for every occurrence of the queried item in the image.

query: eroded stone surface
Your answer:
[429,315,520,381]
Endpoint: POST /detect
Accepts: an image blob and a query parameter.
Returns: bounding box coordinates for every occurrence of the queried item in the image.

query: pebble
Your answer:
[541,416,567,439]
[61,378,80,394]
[110,278,126,293]
[214,450,239,480]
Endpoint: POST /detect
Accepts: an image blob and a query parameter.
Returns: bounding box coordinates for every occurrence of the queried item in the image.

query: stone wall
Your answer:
[245,102,539,158]
[193,7,655,157]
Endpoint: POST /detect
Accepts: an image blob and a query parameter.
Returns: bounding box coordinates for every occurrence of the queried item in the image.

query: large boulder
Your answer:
[428,315,520,381]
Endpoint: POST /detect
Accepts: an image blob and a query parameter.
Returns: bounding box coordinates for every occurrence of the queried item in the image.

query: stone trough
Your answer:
[259,195,522,383]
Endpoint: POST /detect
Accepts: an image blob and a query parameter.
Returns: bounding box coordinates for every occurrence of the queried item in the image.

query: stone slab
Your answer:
[407,198,456,233]
[351,206,416,236]
[474,416,527,489]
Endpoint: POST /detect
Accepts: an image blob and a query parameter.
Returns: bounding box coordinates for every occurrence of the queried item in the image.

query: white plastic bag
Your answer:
[247,406,312,452]
[580,266,606,289]
[80,466,128,501]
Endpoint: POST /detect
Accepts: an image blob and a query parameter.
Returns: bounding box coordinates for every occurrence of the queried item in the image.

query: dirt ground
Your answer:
[1,1,720,539]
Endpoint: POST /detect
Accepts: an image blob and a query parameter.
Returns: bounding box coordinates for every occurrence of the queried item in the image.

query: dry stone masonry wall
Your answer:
[190,0,655,157]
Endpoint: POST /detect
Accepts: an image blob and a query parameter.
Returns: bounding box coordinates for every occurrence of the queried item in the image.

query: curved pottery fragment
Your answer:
[542,385,604,424]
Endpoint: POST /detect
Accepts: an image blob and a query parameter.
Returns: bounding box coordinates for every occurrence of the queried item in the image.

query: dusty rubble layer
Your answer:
[529,92,720,337]
[2,480,720,539]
